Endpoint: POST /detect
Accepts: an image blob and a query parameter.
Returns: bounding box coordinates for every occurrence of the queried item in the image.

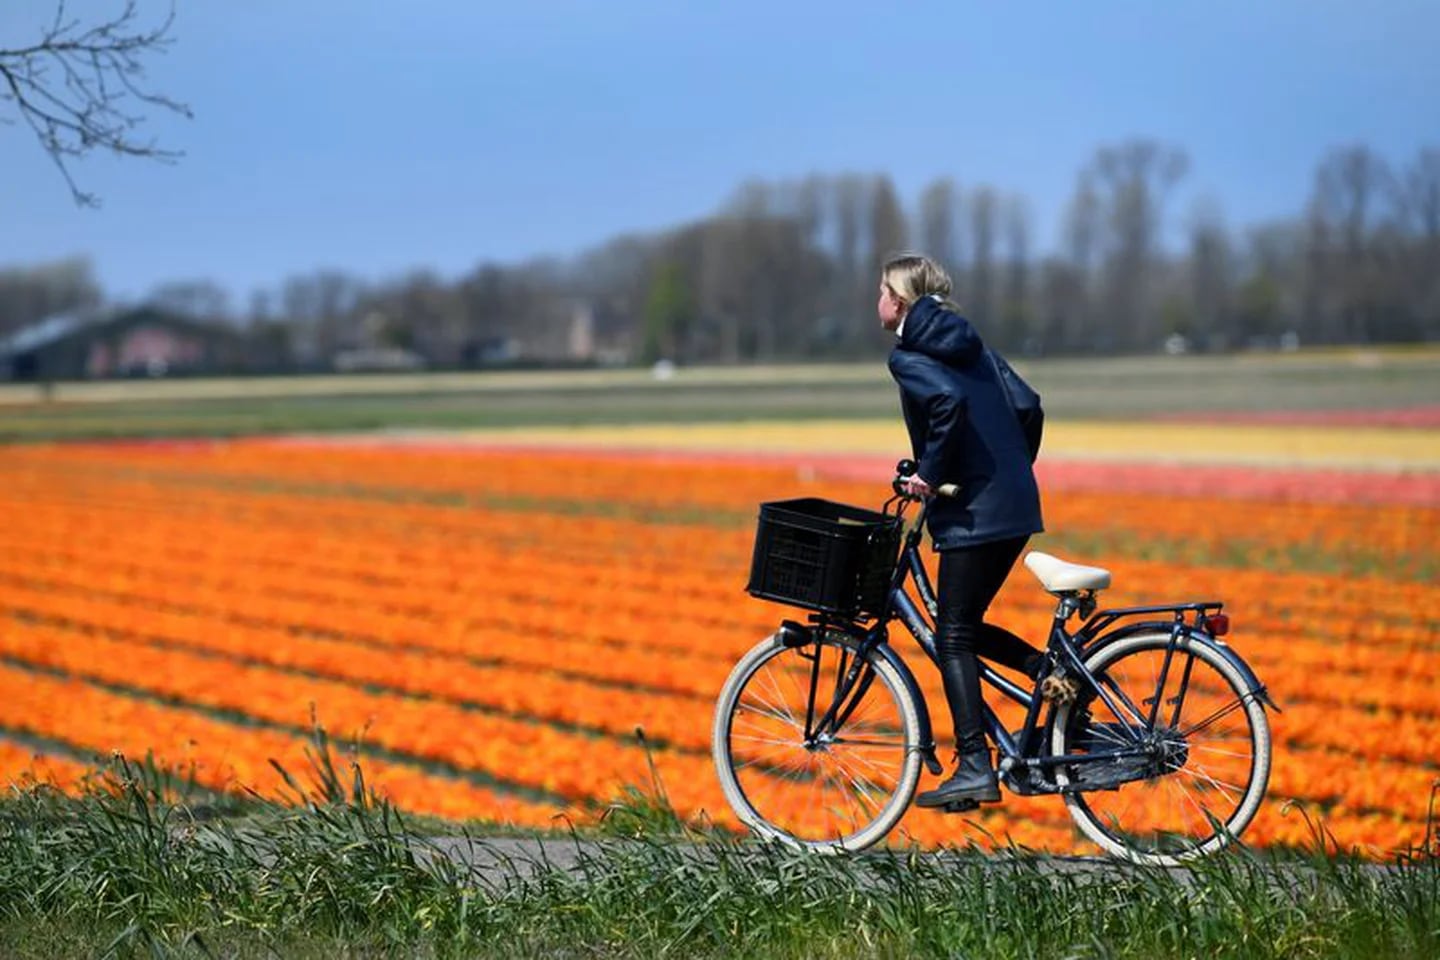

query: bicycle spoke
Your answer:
[1084,726,1133,749]
[1096,675,1149,730]
[830,737,907,749]
[736,699,801,730]
[843,688,888,729]
[1174,779,1222,837]
[828,742,901,785]
[1179,699,1248,738]
[729,732,805,750]
[740,670,803,732]
[820,742,900,816]
[1171,761,1248,799]
[764,663,806,728]
[840,776,886,818]
[1186,742,1258,763]
[1061,633,1268,864]
[720,634,919,849]
[729,733,805,772]
[827,753,888,802]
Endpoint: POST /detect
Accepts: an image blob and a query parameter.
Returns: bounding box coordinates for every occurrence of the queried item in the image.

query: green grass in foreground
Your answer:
[0,734,1436,959]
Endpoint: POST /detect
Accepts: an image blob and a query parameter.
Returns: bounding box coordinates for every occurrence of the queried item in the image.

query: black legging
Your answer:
[934,535,1039,756]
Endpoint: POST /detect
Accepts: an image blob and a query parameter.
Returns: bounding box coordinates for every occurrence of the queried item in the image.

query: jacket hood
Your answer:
[897,296,983,365]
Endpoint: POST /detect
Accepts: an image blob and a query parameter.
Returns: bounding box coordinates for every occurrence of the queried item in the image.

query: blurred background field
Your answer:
[4,5,1440,953]
[2,347,1439,443]
[2,342,1438,861]
[2,427,1436,861]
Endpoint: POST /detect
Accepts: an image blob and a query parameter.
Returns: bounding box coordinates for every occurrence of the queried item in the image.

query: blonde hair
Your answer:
[882,253,961,313]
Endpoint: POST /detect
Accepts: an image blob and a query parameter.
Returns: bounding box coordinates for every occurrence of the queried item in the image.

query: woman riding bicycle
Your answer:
[879,253,1050,810]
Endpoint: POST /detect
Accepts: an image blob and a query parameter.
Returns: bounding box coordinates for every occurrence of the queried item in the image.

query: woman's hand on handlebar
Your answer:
[892,458,958,500]
[897,474,934,499]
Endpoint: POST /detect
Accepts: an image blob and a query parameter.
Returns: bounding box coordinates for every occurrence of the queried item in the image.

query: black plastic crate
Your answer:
[746,497,902,617]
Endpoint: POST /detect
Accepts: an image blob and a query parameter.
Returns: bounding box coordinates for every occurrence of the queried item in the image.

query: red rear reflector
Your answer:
[1205,613,1230,637]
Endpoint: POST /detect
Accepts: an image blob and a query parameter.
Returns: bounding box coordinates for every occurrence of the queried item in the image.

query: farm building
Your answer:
[0,307,242,382]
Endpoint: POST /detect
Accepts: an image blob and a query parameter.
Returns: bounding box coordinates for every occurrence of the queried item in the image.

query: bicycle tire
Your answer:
[712,630,923,852]
[1050,630,1272,865]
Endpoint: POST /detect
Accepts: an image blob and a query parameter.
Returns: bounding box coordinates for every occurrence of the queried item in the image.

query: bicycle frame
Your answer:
[792,494,1276,795]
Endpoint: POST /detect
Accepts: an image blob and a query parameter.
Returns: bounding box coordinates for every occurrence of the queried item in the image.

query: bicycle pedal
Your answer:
[941,799,980,814]
[1041,674,1079,704]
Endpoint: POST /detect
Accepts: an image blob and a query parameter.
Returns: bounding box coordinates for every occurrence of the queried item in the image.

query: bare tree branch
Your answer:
[0,0,191,206]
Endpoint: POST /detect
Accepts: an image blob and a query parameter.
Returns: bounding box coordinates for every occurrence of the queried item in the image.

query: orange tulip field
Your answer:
[1,420,1436,858]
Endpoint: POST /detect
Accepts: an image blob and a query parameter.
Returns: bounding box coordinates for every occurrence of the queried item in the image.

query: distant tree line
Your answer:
[3,139,1437,370]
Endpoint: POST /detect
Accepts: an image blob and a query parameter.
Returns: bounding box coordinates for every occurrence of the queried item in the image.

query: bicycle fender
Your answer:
[1086,621,1280,713]
[802,623,946,775]
[870,641,945,776]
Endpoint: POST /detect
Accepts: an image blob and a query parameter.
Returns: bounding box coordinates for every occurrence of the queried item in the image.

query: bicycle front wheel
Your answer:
[1051,630,1272,865]
[712,630,922,852]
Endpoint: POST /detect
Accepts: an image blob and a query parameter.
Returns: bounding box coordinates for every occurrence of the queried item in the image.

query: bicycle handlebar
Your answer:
[891,458,960,501]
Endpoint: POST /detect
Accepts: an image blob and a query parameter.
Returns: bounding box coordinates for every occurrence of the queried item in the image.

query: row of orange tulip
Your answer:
[0,556,732,698]
[13,440,1436,561]
[6,482,1434,648]
[0,737,90,791]
[2,443,1435,857]
[24,434,1431,520]
[5,451,1434,601]
[3,700,1424,859]
[0,570,705,744]
[0,619,1116,850]
[0,616,751,821]
[5,453,1433,649]
[4,537,1436,778]
[0,660,562,826]
[5,521,1434,754]
[2,632,1431,857]
[6,447,1434,624]
[4,460,1434,648]
[3,563,1437,828]
[3,506,1435,731]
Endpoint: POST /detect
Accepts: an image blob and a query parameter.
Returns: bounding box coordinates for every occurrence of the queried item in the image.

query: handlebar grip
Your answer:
[936,483,960,498]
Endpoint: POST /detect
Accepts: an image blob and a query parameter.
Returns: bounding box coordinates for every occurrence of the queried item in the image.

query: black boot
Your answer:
[915,750,1001,808]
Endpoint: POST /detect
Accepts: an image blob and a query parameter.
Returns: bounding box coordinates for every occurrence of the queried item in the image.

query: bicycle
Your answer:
[711,461,1278,865]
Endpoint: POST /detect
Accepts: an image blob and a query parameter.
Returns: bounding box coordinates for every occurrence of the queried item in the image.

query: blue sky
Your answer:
[2,0,1437,306]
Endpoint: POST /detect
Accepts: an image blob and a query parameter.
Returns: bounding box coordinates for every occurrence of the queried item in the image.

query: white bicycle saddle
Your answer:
[1023,551,1113,593]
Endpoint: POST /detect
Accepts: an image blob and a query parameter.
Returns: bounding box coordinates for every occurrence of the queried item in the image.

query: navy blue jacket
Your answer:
[888,297,1044,550]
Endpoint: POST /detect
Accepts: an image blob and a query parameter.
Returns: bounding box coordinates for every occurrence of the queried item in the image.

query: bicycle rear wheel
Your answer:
[712,630,922,852]
[1051,631,1271,865]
